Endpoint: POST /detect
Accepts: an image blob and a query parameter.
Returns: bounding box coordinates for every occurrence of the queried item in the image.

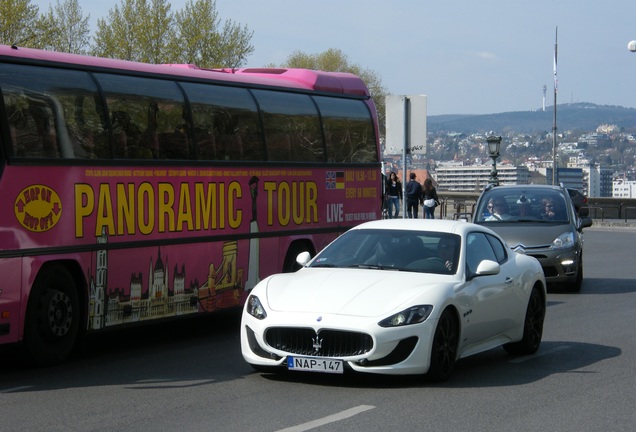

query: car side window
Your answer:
[466,232,498,276]
[485,234,507,264]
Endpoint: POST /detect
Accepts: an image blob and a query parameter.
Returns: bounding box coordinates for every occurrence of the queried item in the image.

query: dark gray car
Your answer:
[473,184,593,292]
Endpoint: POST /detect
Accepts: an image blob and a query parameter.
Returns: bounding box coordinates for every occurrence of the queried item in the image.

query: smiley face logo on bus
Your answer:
[14,185,62,232]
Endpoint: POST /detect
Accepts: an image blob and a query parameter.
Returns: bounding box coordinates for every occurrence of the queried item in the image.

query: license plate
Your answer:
[287,356,344,374]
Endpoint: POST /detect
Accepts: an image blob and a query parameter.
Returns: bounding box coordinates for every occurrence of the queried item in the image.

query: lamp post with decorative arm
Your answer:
[487,135,502,186]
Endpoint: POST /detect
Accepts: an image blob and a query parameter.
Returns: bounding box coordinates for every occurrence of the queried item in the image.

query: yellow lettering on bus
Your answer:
[176,183,194,232]
[228,181,242,229]
[116,183,135,235]
[75,183,94,238]
[306,181,318,223]
[75,180,246,237]
[264,181,318,226]
[95,184,115,236]
[195,182,215,230]
[138,182,154,235]
[158,183,175,233]
[278,182,290,226]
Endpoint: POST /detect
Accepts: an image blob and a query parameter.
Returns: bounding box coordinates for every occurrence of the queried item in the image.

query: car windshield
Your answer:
[308,229,461,275]
[475,188,570,224]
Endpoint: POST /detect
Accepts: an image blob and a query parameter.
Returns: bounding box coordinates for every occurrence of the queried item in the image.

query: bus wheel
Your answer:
[24,265,80,366]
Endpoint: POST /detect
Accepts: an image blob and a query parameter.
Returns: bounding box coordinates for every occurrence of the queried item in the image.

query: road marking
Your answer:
[276,405,376,432]
[509,345,570,363]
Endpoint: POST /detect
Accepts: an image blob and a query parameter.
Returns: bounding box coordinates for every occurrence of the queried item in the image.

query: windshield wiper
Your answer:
[348,264,401,271]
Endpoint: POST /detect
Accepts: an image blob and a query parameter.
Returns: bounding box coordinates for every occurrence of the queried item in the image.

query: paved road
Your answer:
[0,226,634,432]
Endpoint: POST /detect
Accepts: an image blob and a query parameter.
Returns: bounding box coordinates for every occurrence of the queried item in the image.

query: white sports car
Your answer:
[241,219,546,381]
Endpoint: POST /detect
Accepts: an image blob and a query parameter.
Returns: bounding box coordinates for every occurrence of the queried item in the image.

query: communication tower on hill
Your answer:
[543,85,547,111]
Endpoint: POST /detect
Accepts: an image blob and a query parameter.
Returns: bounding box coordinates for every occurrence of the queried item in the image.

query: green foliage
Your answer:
[0,0,40,46]
[40,0,90,54]
[173,0,253,68]
[0,0,253,67]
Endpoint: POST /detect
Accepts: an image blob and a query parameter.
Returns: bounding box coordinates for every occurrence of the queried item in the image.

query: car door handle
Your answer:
[505,277,514,284]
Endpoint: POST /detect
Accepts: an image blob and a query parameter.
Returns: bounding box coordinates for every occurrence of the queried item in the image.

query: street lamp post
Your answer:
[487,135,502,186]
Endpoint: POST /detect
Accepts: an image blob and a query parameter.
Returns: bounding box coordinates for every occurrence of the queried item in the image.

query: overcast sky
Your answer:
[32,0,636,116]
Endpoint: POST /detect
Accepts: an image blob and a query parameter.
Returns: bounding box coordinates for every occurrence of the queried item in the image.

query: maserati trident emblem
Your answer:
[312,334,323,353]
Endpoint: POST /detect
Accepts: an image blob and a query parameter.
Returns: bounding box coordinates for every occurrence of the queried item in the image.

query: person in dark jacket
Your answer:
[405,173,423,218]
[422,178,439,219]
[385,171,402,218]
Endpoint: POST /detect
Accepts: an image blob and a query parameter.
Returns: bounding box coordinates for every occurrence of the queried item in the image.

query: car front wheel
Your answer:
[425,310,458,382]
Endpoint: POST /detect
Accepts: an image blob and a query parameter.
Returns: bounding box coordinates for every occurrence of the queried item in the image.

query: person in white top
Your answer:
[484,198,512,221]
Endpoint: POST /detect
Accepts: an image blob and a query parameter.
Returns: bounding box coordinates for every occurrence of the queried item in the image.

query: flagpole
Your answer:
[552,27,558,185]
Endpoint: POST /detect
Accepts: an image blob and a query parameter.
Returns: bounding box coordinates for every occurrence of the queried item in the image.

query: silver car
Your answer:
[473,184,593,292]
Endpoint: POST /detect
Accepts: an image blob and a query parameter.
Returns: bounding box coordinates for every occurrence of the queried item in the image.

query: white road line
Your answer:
[509,345,570,363]
[275,405,376,432]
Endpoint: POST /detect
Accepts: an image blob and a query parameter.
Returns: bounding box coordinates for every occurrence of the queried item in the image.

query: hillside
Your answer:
[427,103,636,134]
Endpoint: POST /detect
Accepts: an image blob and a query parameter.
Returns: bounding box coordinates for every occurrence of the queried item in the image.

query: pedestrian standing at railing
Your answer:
[385,171,402,218]
[405,173,423,218]
[422,178,439,219]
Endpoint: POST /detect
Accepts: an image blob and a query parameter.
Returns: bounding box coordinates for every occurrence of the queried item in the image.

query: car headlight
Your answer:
[551,231,575,250]
[246,295,267,320]
[378,305,433,327]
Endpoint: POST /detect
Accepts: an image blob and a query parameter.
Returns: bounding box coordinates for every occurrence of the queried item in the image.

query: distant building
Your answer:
[546,167,584,191]
[583,165,613,197]
[435,165,529,192]
[613,178,636,198]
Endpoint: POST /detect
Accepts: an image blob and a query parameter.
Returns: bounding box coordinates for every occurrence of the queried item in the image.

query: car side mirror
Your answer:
[579,216,593,230]
[475,260,500,276]
[296,251,312,266]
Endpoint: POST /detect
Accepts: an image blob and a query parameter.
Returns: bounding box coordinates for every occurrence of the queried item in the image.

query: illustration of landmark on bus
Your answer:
[87,228,247,330]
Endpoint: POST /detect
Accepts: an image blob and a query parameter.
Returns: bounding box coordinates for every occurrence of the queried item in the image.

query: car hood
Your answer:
[264,268,449,317]
[485,223,573,248]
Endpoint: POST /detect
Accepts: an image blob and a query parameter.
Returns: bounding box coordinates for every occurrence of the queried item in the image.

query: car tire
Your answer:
[504,285,545,355]
[425,309,458,382]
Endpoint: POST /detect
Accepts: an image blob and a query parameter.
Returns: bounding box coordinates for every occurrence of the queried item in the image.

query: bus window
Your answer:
[181,83,264,161]
[0,64,109,159]
[314,96,378,163]
[94,74,189,160]
[252,90,324,162]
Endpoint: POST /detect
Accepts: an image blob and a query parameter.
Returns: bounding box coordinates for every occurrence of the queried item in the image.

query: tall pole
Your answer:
[401,97,410,218]
[552,27,558,185]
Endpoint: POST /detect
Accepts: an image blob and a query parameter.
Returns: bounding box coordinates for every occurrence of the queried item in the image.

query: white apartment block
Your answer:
[613,178,636,198]
[435,165,529,192]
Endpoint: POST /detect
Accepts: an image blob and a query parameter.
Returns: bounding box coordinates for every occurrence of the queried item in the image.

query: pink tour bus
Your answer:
[0,44,381,365]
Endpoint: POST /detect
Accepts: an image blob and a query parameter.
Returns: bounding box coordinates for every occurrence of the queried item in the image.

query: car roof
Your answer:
[484,184,564,192]
[351,219,488,236]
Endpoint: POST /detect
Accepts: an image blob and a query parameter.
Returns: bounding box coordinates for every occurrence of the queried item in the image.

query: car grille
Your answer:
[265,327,373,357]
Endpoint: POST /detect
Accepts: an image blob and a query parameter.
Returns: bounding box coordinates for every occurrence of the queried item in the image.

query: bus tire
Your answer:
[24,265,80,366]
[283,242,312,273]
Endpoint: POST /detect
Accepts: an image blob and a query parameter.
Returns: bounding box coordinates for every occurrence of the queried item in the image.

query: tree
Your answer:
[39,0,90,54]
[278,49,387,135]
[92,0,175,63]
[0,0,40,47]
[172,0,253,68]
